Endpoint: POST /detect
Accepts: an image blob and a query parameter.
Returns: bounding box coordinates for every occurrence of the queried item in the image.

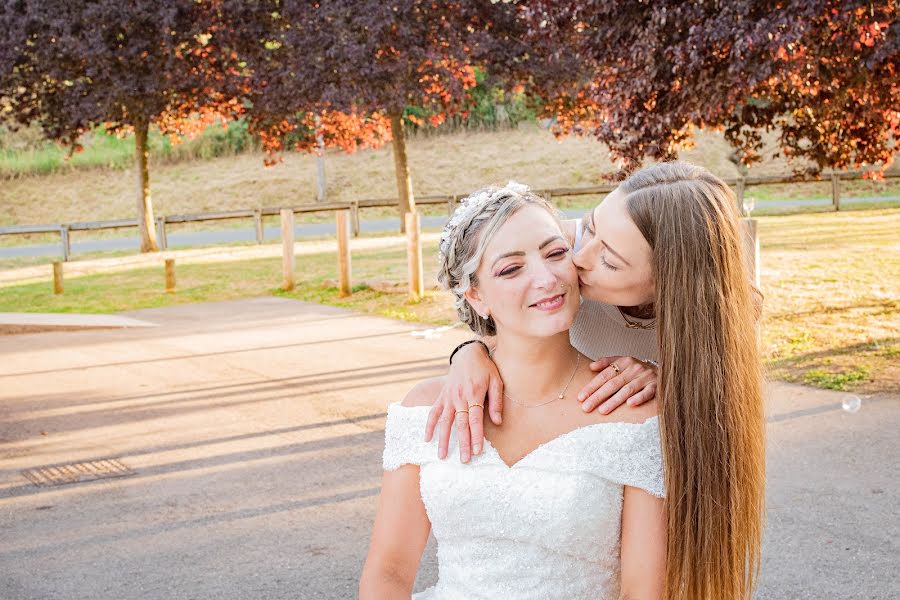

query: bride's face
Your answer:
[465,205,580,338]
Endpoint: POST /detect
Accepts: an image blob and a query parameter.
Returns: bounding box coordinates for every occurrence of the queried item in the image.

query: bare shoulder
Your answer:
[401,376,447,408]
[585,397,659,426]
[619,398,659,424]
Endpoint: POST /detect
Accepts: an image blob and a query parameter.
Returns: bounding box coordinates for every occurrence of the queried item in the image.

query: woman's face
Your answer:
[465,205,580,339]
[573,188,655,307]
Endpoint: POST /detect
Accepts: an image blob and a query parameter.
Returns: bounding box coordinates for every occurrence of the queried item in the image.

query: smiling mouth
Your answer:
[530,293,566,310]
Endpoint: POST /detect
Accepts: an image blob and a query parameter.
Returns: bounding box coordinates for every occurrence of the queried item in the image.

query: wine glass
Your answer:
[743,196,755,217]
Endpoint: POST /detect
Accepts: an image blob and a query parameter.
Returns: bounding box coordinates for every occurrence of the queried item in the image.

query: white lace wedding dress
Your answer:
[382,402,665,600]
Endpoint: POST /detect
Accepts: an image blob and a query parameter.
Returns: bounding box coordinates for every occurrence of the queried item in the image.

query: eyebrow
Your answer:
[588,206,632,267]
[491,235,564,269]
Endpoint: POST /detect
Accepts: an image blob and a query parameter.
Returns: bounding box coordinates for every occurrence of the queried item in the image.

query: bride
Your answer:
[359,182,666,599]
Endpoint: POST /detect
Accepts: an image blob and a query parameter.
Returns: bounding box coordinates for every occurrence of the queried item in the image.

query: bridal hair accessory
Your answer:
[439,181,530,260]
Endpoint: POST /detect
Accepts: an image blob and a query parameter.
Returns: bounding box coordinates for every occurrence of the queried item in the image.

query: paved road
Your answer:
[3,195,898,259]
[0,216,452,259]
[0,298,897,599]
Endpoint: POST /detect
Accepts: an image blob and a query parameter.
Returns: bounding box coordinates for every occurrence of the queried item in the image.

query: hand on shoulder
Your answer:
[401,376,447,408]
[624,397,659,424]
[584,395,658,426]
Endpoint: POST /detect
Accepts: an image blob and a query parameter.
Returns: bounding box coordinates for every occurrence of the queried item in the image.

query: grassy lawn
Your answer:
[1,208,897,396]
[757,208,898,396]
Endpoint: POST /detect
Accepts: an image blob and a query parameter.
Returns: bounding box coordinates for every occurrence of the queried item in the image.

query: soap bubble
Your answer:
[841,395,862,413]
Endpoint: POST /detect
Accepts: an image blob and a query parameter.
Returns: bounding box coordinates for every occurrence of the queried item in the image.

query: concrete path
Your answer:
[0,312,157,334]
[3,195,898,259]
[0,298,897,599]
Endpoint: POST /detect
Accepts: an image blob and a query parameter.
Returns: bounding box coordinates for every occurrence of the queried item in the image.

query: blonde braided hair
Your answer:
[437,182,560,336]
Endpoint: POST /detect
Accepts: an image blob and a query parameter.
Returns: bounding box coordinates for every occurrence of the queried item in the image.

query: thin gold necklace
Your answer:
[617,306,657,330]
[501,352,582,408]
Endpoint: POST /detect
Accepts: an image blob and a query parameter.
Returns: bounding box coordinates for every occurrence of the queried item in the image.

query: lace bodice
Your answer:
[382,402,665,600]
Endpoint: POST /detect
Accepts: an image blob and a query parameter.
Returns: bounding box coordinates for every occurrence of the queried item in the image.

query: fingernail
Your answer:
[473,443,482,454]
[462,454,470,464]
[577,394,585,401]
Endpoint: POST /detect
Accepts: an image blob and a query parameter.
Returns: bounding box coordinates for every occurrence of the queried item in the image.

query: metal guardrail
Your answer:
[1,170,897,261]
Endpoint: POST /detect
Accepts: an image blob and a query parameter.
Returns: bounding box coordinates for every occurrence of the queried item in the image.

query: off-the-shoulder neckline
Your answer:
[388,402,659,470]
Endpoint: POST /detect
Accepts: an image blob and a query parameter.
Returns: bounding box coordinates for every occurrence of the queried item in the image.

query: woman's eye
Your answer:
[547,249,569,259]
[600,256,620,271]
[498,266,521,277]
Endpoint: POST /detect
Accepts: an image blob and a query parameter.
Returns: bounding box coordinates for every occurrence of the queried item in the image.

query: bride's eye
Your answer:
[547,248,569,259]
[498,265,521,277]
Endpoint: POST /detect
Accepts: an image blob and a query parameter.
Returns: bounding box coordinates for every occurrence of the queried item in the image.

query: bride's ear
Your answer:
[464,286,489,320]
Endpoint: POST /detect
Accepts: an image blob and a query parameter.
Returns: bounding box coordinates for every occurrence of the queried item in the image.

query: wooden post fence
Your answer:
[2,169,897,264]
[336,210,352,297]
[156,217,168,250]
[831,173,841,211]
[52,261,63,294]
[60,225,71,262]
[280,209,295,291]
[165,258,176,292]
[350,201,360,238]
[406,212,424,301]
[740,218,760,288]
[253,209,264,243]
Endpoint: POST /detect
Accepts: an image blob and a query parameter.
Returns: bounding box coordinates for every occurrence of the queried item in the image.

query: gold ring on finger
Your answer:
[455,409,469,416]
[611,362,621,375]
[468,403,484,410]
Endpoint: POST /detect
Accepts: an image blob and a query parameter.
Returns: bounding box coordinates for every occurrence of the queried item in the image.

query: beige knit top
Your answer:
[568,218,658,362]
[569,299,658,362]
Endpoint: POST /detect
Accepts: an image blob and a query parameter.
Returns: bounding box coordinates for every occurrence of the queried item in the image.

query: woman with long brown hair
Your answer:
[430,162,766,599]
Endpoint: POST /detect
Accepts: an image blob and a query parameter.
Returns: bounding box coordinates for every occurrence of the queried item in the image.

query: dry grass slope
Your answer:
[0,124,857,228]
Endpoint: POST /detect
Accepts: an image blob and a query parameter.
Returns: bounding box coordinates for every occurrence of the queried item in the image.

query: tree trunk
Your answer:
[390,112,416,232]
[134,118,159,252]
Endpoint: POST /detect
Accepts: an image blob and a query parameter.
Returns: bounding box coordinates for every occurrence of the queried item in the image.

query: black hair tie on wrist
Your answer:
[449,340,489,365]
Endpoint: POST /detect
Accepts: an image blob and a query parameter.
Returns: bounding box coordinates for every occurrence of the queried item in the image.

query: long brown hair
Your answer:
[621,162,765,599]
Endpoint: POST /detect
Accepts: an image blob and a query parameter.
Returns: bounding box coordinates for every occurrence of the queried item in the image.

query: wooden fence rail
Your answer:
[1,170,897,261]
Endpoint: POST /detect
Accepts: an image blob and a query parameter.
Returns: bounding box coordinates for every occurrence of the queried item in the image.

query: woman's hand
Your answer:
[577,356,658,414]
[424,342,503,463]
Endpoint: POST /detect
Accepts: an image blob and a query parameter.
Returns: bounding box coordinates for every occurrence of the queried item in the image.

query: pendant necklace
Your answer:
[502,351,582,408]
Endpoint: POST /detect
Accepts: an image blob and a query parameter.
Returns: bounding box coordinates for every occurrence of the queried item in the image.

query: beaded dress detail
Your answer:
[382,402,665,600]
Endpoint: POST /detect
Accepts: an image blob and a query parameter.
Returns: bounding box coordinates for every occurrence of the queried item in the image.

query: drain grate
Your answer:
[22,458,134,487]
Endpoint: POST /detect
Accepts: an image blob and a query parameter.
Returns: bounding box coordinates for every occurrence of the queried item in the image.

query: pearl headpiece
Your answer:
[439,180,530,259]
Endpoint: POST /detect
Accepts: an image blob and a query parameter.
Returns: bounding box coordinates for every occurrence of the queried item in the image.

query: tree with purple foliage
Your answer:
[217,0,523,230]
[520,0,898,177]
[0,0,242,252]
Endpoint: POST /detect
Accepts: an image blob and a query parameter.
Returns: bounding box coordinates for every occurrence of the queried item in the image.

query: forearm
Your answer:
[620,487,666,600]
[359,567,414,600]
[451,335,496,361]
